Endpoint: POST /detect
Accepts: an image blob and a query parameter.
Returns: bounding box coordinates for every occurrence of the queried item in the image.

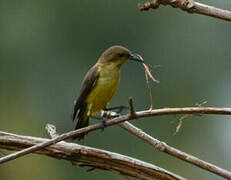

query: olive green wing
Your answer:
[72,66,99,121]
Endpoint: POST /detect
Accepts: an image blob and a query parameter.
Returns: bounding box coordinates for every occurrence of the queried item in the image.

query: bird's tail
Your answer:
[72,103,89,140]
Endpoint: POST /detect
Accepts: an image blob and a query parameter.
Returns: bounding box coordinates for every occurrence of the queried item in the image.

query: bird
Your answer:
[72,45,143,139]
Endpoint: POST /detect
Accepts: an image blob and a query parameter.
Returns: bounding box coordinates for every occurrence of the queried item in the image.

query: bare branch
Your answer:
[0,131,185,180]
[144,69,154,109]
[118,121,231,180]
[142,62,159,110]
[138,0,231,22]
[1,107,231,167]
[174,114,189,134]
[129,97,136,117]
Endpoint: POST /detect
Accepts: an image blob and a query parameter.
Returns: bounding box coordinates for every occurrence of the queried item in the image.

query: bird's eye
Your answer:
[118,53,125,58]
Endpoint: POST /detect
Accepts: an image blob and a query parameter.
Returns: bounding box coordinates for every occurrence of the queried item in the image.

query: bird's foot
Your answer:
[100,119,106,131]
[91,116,107,131]
[91,115,103,120]
[104,105,129,113]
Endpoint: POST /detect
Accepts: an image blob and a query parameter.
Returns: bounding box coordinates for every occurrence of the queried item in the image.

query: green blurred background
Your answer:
[1,0,231,179]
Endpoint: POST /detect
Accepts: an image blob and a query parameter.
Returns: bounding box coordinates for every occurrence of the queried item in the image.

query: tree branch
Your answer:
[118,122,231,180]
[0,131,185,180]
[1,106,231,177]
[101,110,231,179]
[138,0,231,22]
[1,107,231,164]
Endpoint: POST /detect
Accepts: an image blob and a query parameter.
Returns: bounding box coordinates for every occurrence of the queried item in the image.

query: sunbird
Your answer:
[72,45,143,139]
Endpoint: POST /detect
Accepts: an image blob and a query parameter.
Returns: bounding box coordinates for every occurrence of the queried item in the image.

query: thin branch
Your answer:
[129,97,136,117]
[138,0,231,22]
[174,114,190,134]
[144,69,154,109]
[142,62,160,110]
[0,131,185,180]
[1,107,231,166]
[118,121,231,180]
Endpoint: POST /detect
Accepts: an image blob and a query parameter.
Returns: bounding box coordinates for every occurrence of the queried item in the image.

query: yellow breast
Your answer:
[86,63,120,115]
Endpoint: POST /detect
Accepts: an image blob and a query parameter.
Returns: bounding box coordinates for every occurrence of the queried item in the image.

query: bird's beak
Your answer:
[129,54,144,63]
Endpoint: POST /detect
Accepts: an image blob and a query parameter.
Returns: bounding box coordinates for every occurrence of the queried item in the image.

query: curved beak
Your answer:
[129,53,144,63]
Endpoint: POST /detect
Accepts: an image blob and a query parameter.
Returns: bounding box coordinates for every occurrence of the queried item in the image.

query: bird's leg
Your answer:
[101,119,106,130]
[91,116,107,131]
[104,105,129,113]
[91,115,102,120]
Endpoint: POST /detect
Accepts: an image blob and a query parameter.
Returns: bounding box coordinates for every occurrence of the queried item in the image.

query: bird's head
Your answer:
[98,45,144,67]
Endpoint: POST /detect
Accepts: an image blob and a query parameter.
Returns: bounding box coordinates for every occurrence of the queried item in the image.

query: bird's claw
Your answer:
[100,120,106,131]
[104,105,129,113]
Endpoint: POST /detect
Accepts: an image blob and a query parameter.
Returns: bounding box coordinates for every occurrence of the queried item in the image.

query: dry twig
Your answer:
[173,101,208,134]
[141,61,159,109]
[174,114,189,134]
[0,131,185,180]
[138,0,231,22]
[143,63,159,84]
[1,106,231,166]
[118,121,231,179]
[1,106,231,165]
[1,106,231,179]
[101,110,231,179]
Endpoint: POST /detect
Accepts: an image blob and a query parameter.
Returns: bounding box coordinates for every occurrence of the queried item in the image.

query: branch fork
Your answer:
[1,106,231,179]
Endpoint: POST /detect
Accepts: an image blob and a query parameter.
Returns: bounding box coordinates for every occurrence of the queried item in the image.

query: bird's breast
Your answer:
[86,65,120,115]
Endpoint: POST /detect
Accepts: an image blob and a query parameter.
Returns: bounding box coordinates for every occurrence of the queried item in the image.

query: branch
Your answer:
[0,131,185,180]
[118,122,231,180]
[129,97,137,117]
[102,110,231,179]
[138,0,231,22]
[1,107,231,168]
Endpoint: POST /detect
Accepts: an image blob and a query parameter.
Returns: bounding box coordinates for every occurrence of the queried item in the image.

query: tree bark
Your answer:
[0,131,185,180]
